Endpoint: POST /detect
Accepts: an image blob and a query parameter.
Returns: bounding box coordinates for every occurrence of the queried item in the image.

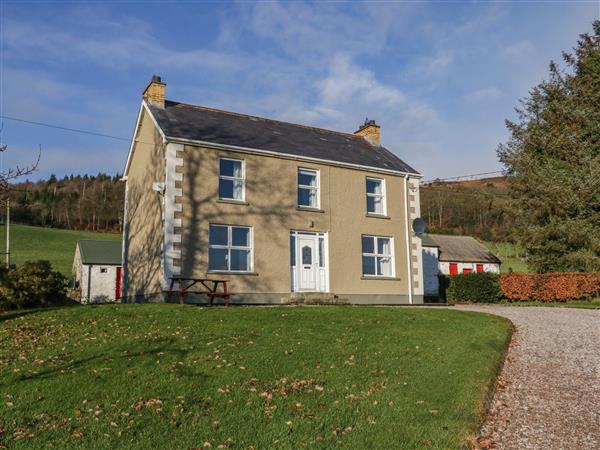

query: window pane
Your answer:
[220,159,242,177]
[366,196,383,214]
[362,256,376,275]
[231,227,249,247]
[290,235,296,266]
[232,180,243,200]
[377,257,392,276]
[219,179,234,199]
[377,237,390,255]
[319,238,325,268]
[298,170,317,187]
[361,236,374,254]
[302,245,312,265]
[230,249,249,271]
[209,248,228,271]
[298,187,316,207]
[209,225,228,246]
[366,179,381,194]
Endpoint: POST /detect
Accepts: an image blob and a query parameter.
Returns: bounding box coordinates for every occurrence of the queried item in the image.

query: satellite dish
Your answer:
[412,217,426,236]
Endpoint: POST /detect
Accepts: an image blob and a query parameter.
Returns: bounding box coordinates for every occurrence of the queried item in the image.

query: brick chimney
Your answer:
[354,118,380,145]
[143,75,166,108]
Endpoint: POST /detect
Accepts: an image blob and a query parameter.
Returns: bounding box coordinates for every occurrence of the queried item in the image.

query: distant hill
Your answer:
[420,176,512,242]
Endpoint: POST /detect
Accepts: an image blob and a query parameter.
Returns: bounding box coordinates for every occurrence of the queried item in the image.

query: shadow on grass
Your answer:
[13,337,208,384]
[0,302,81,323]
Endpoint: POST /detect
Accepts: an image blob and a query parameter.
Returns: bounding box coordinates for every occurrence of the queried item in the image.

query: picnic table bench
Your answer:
[168,277,230,306]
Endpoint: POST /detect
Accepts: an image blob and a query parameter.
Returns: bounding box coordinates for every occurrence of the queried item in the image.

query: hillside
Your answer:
[0,224,121,274]
[421,176,511,241]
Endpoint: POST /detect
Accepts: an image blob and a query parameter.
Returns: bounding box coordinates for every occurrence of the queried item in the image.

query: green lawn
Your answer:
[0,305,512,449]
[484,241,529,273]
[0,224,121,275]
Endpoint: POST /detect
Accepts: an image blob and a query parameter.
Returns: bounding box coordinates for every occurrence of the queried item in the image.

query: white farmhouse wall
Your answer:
[81,265,120,304]
[422,246,440,296]
[438,262,501,275]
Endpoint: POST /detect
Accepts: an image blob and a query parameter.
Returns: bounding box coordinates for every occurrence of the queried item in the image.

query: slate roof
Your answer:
[419,234,439,247]
[77,240,122,265]
[147,101,419,175]
[427,234,501,264]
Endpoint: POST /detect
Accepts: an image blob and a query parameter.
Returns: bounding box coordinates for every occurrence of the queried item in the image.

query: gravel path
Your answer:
[455,305,600,449]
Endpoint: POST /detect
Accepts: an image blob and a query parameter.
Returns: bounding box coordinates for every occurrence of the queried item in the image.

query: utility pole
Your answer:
[5,198,9,266]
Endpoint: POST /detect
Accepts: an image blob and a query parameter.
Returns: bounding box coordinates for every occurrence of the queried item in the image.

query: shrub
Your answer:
[500,272,600,302]
[0,261,69,311]
[445,272,502,304]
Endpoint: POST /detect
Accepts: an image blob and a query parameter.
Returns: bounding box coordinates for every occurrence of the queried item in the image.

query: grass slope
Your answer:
[0,225,121,274]
[484,241,529,273]
[0,305,512,449]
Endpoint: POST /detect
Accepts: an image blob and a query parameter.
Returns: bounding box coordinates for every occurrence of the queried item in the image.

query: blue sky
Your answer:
[1,0,598,181]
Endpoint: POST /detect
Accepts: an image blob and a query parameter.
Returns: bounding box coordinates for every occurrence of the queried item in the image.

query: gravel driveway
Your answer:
[456,305,600,449]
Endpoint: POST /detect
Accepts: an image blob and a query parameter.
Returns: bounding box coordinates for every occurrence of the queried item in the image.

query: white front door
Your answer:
[298,236,318,291]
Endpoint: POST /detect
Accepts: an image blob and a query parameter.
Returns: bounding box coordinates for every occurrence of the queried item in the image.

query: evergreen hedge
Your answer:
[444,272,503,304]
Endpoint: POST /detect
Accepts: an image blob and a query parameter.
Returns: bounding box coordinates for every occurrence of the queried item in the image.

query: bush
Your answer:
[445,272,502,304]
[500,272,600,302]
[0,261,69,311]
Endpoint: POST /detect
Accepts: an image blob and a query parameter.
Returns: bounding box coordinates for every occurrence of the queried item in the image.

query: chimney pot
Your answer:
[143,75,166,108]
[354,117,380,145]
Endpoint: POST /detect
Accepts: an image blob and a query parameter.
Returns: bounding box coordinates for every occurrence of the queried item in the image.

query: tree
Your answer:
[498,21,600,272]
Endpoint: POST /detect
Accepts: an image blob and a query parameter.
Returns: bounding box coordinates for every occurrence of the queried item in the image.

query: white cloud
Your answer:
[502,40,535,60]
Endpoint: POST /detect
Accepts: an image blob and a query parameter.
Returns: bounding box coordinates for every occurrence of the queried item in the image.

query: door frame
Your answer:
[290,230,329,293]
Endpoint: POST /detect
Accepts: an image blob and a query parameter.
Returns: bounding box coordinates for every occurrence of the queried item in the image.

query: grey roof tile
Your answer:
[148,101,419,175]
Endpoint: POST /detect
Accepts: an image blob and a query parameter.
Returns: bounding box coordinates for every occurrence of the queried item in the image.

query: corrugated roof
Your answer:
[77,240,122,265]
[147,101,420,175]
[419,234,439,247]
[428,234,501,264]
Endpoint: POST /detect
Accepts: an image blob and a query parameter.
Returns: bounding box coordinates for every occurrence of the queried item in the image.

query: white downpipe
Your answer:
[403,175,413,304]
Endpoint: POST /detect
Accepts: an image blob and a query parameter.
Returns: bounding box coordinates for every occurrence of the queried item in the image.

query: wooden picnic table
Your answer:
[168,277,230,306]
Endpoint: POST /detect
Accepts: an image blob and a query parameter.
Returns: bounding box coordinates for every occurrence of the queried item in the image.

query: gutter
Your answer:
[403,174,413,304]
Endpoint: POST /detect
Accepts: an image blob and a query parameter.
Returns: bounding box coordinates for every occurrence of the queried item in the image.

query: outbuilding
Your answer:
[420,234,502,298]
[73,240,123,303]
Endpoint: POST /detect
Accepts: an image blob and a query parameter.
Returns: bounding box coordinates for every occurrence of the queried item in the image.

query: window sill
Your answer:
[207,271,259,276]
[296,206,325,213]
[365,213,390,219]
[217,199,249,206]
[360,276,401,281]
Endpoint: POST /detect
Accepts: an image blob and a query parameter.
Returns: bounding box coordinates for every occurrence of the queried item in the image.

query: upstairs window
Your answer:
[366,177,386,215]
[362,235,394,277]
[297,168,319,209]
[219,158,245,201]
[208,224,252,272]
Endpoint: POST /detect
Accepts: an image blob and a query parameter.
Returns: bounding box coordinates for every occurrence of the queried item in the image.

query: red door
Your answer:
[476,264,484,273]
[449,263,458,275]
[115,266,122,299]
[463,268,473,274]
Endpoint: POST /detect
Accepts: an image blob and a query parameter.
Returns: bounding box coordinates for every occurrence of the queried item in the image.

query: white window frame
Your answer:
[366,177,386,215]
[218,157,245,201]
[361,234,395,277]
[297,168,320,209]
[208,224,253,273]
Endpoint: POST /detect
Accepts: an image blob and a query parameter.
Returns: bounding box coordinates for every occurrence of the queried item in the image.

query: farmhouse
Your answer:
[421,234,501,297]
[73,240,123,303]
[121,76,424,304]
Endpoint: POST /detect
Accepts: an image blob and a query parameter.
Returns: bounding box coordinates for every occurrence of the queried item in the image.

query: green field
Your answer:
[0,224,121,275]
[484,241,530,273]
[0,305,512,449]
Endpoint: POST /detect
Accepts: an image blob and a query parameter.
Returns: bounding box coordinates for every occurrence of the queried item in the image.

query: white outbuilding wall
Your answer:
[438,262,501,275]
[422,246,440,296]
[80,265,120,304]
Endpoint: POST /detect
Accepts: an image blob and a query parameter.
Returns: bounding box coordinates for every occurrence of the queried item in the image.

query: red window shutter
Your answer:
[476,264,484,273]
[463,268,472,274]
[449,263,458,275]
[116,266,122,299]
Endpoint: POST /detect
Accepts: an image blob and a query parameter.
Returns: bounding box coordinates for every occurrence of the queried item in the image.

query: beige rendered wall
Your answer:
[122,108,166,299]
[177,145,417,297]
